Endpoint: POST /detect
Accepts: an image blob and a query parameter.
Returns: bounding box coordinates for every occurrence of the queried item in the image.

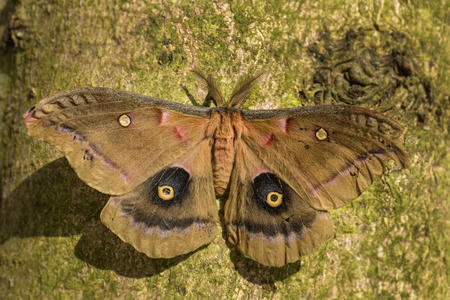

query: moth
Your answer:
[23,72,409,267]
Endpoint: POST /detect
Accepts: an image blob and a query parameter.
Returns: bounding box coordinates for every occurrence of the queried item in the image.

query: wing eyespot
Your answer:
[158,185,175,200]
[266,192,283,207]
[253,172,289,213]
[314,127,328,141]
[118,113,133,127]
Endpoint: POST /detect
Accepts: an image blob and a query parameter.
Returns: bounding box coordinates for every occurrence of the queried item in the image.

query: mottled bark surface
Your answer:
[1,0,448,298]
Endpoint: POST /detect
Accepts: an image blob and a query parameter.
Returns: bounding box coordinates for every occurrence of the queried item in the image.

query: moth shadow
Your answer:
[74,222,196,278]
[1,157,188,278]
[0,157,105,243]
[228,248,301,285]
[218,200,301,284]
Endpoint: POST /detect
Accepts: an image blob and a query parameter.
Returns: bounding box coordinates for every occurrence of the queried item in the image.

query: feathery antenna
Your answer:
[228,72,264,108]
[191,70,225,107]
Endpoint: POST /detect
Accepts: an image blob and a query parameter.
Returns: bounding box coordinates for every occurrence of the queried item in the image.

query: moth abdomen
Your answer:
[210,111,237,197]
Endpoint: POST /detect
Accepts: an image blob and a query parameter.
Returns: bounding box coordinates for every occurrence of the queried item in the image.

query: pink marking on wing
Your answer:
[24,105,133,185]
[119,170,132,184]
[159,110,171,125]
[23,110,32,119]
[177,224,194,236]
[108,197,120,206]
[277,118,290,134]
[88,145,133,184]
[173,125,191,146]
[261,132,275,148]
[251,166,272,180]
[171,162,192,176]
[85,143,120,171]
[54,125,133,184]
[174,125,187,140]
[157,227,174,238]
[57,125,74,134]
[23,110,38,127]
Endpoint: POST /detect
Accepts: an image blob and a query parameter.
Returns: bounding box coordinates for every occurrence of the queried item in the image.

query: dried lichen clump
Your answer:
[302,28,418,112]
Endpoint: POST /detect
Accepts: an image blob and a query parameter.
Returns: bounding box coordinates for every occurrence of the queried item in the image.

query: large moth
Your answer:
[23,72,409,267]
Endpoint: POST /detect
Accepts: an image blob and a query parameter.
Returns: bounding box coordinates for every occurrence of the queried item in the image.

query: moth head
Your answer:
[191,69,264,108]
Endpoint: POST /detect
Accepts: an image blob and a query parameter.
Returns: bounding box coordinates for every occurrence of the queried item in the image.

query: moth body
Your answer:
[209,111,243,197]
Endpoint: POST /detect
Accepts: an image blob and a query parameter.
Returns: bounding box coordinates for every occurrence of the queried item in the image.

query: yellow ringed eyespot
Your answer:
[158,185,174,200]
[266,192,283,207]
[118,114,133,127]
[314,127,328,141]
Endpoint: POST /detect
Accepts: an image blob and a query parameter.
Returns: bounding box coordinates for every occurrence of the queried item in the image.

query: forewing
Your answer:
[240,105,409,210]
[24,88,211,195]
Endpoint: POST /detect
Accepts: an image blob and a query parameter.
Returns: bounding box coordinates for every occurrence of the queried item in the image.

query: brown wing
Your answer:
[24,88,211,195]
[240,105,409,210]
[100,139,218,258]
[224,140,335,267]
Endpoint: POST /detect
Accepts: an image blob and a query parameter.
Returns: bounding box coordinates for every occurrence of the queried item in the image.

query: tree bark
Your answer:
[1,0,448,298]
